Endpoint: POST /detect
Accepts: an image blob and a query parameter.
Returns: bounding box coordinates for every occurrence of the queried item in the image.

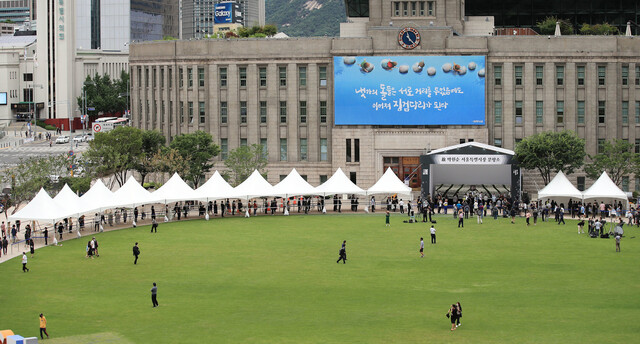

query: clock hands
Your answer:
[406,34,415,44]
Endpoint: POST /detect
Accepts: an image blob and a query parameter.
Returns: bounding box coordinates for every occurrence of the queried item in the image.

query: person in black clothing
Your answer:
[58,222,64,240]
[455,302,462,327]
[336,240,347,264]
[151,206,156,220]
[447,304,458,331]
[2,237,8,255]
[151,218,158,233]
[134,207,139,222]
[43,227,48,245]
[151,282,159,307]
[213,201,218,216]
[133,242,140,264]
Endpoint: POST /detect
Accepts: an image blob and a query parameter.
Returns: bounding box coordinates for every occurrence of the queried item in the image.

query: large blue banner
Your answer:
[334,56,486,125]
[214,3,234,24]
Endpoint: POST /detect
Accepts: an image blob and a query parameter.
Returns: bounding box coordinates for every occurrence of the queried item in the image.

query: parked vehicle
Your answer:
[55,135,70,144]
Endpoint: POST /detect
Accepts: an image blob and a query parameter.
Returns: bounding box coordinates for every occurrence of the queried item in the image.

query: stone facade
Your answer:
[129,0,640,193]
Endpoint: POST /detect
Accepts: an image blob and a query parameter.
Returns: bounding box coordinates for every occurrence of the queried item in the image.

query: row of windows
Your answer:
[494,100,640,125]
[219,138,329,162]
[138,65,329,89]
[494,65,640,87]
[392,1,434,17]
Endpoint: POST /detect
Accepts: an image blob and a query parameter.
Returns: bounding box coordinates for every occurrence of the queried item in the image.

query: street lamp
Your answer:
[82,81,95,136]
[118,77,130,120]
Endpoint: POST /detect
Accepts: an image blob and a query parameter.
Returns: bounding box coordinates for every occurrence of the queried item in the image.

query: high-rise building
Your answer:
[182,0,218,39]
[0,0,35,24]
[215,0,263,27]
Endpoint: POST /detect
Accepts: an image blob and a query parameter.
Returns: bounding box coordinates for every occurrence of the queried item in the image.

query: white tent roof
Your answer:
[9,188,69,223]
[314,168,365,196]
[108,176,153,208]
[193,171,235,201]
[231,170,275,199]
[537,171,583,202]
[78,179,116,214]
[582,172,628,204]
[147,173,197,204]
[53,184,83,218]
[271,168,318,197]
[367,167,413,196]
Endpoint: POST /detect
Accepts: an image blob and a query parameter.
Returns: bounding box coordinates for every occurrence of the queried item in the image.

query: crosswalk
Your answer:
[0,143,88,168]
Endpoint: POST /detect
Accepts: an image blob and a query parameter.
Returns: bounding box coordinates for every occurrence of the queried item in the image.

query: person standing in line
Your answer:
[39,313,49,339]
[430,225,436,244]
[370,196,375,213]
[399,199,405,214]
[29,239,35,257]
[151,206,156,221]
[22,252,29,272]
[419,237,424,258]
[253,200,258,216]
[133,242,140,264]
[615,233,621,252]
[336,240,347,264]
[2,236,8,255]
[0,238,2,258]
[151,282,159,307]
[458,210,464,228]
[134,207,139,223]
[385,211,391,228]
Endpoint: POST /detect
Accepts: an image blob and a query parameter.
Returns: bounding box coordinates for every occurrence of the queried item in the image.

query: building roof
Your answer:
[0,34,35,48]
[427,142,515,156]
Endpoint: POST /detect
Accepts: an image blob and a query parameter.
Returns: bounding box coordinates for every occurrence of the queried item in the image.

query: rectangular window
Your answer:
[259,67,267,87]
[138,67,142,87]
[636,66,640,86]
[279,67,287,86]
[597,139,605,154]
[577,65,585,86]
[598,101,605,124]
[514,65,523,86]
[535,66,543,85]
[494,138,502,147]
[319,66,327,86]
[419,1,424,16]
[394,2,400,16]
[160,68,165,88]
[556,65,564,86]
[637,177,640,192]
[577,177,585,191]
[145,68,149,87]
[240,101,247,123]
[427,1,434,15]
[179,101,184,123]
[187,68,193,88]
[346,139,352,162]
[535,101,543,124]
[354,138,360,162]
[260,138,267,158]
[299,66,307,86]
[220,67,227,87]
[350,172,357,185]
[220,101,227,124]
[320,101,327,123]
[515,101,523,124]
[556,101,564,123]
[169,100,173,123]
[280,101,287,123]
[494,65,502,86]
[152,68,156,87]
[636,101,640,124]
[300,138,308,161]
[577,101,585,124]
[199,101,205,124]
[320,175,328,184]
[636,139,640,154]
[411,1,416,16]
[198,67,204,87]
[280,138,287,161]
[188,101,194,124]
[494,101,502,124]
[168,67,172,88]
[221,139,228,160]
[240,138,247,147]
[239,67,247,87]
[299,101,307,123]
[622,65,629,85]
[260,101,267,123]
[320,138,328,161]
[403,1,408,16]
[598,65,606,85]
[622,101,629,124]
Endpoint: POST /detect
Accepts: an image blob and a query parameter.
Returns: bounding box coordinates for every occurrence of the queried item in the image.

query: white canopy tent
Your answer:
[582,172,629,207]
[147,173,197,204]
[314,168,365,196]
[271,168,318,198]
[108,176,153,209]
[537,171,583,205]
[193,171,235,202]
[9,188,69,223]
[52,184,83,218]
[367,167,412,197]
[78,179,115,215]
[231,170,275,200]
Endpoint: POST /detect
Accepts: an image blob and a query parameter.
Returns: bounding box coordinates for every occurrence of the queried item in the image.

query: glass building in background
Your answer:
[466,0,640,34]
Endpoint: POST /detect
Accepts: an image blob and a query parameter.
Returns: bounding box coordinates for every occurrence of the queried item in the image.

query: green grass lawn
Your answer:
[1,213,639,343]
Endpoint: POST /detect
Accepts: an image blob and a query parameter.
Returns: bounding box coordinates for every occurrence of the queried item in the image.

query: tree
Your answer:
[76,71,129,117]
[133,130,166,185]
[224,144,268,186]
[537,16,573,35]
[515,130,585,185]
[169,131,220,187]
[151,147,188,176]
[580,23,620,35]
[83,126,143,187]
[584,139,638,186]
[1,155,68,214]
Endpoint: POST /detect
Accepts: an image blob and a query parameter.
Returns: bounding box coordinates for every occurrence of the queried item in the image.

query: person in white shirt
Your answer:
[419,237,424,258]
[399,199,405,214]
[22,252,29,272]
[430,225,436,244]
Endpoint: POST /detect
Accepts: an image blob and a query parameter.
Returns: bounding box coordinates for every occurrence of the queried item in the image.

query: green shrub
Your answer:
[537,16,573,35]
